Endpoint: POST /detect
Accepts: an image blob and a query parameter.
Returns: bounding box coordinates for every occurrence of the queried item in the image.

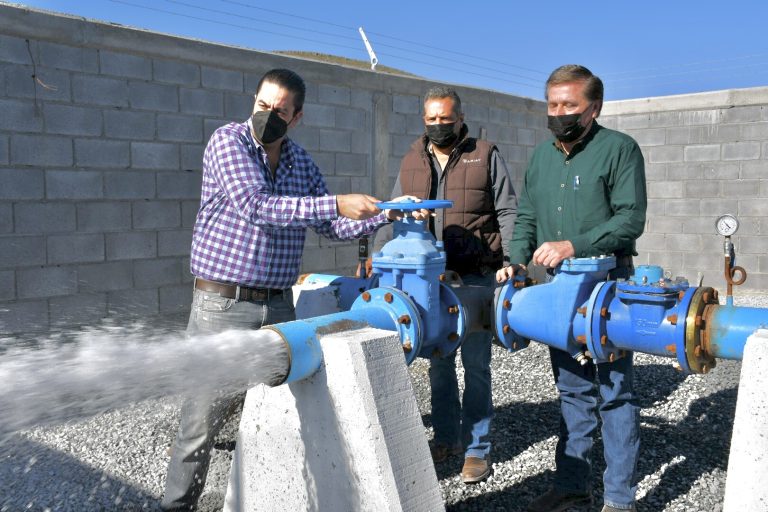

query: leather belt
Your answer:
[194,278,283,302]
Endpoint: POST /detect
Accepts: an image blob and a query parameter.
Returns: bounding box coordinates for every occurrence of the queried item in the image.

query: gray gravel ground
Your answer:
[1,294,765,511]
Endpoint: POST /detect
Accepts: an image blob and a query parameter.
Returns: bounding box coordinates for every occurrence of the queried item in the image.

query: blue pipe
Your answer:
[706,305,768,360]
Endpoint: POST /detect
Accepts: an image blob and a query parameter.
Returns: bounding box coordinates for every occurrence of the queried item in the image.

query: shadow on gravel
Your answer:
[0,436,160,511]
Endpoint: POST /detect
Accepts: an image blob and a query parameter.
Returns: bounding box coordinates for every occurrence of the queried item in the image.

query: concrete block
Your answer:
[649,145,684,163]
[72,75,129,107]
[311,151,335,174]
[49,292,107,328]
[665,126,698,145]
[323,176,350,195]
[300,246,336,273]
[489,107,508,124]
[405,114,424,136]
[391,134,416,158]
[648,181,683,199]
[760,255,768,273]
[721,105,763,124]
[290,125,320,151]
[0,98,43,132]
[702,124,741,143]
[153,58,200,86]
[647,216,682,234]
[666,233,702,252]
[204,119,225,142]
[0,300,48,335]
[5,64,71,102]
[723,179,760,197]
[723,330,768,512]
[104,110,156,140]
[0,136,7,164]
[387,113,406,134]
[681,250,722,272]
[201,66,243,91]
[665,199,701,217]
[0,270,14,300]
[0,168,44,199]
[15,202,76,233]
[104,170,156,199]
[702,163,739,180]
[17,265,78,299]
[350,89,372,110]
[224,328,444,512]
[179,88,223,117]
[107,288,159,317]
[0,203,12,233]
[722,142,761,161]
[75,139,129,168]
[157,170,202,199]
[516,128,536,146]
[302,103,336,128]
[617,114,651,130]
[699,198,739,215]
[635,233,665,252]
[319,83,350,105]
[507,145,528,164]
[393,94,420,114]
[106,231,157,261]
[319,129,351,153]
[0,236,45,267]
[159,283,192,313]
[335,243,359,269]
[351,130,372,155]
[132,142,180,170]
[335,107,366,131]
[464,103,489,123]
[739,199,768,217]
[157,114,203,143]
[0,34,31,64]
[335,153,367,176]
[684,180,720,198]
[11,134,72,166]
[47,233,105,264]
[181,200,199,228]
[158,229,193,256]
[129,81,179,112]
[181,144,205,172]
[43,104,102,136]
[38,42,98,73]
[134,258,183,288]
[77,261,133,292]
[76,202,132,232]
[132,201,180,229]
[225,93,253,118]
[683,144,720,162]
[643,163,666,181]
[99,50,152,79]
[741,122,768,141]
[682,216,721,235]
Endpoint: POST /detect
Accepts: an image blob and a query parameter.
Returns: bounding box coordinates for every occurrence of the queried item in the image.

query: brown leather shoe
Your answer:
[461,456,491,483]
[526,487,593,512]
[429,443,462,463]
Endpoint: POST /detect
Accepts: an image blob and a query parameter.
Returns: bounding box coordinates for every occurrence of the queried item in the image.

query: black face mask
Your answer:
[547,111,588,143]
[251,110,289,144]
[425,122,459,148]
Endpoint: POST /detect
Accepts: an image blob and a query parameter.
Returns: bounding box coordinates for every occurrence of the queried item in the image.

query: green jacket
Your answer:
[508,122,647,265]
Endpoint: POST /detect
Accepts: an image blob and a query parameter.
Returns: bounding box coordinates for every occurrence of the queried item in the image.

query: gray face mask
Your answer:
[425,122,459,148]
[251,110,288,144]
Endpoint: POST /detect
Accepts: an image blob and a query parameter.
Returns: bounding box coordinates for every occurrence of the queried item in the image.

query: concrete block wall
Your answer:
[0,4,547,334]
[601,89,768,292]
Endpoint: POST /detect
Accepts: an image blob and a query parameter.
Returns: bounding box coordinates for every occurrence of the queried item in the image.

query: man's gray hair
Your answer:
[424,86,462,115]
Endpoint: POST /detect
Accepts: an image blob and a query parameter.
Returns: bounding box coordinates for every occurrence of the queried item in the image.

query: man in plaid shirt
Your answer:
[162,68,409,510]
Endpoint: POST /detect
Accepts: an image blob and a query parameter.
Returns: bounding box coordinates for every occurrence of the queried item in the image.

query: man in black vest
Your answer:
[373,86,517,483]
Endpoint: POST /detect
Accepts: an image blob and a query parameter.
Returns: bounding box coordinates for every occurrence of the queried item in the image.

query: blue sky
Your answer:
[16,0,768,101]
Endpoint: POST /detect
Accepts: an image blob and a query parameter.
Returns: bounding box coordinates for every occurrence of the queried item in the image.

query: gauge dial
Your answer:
[715,214,739,236]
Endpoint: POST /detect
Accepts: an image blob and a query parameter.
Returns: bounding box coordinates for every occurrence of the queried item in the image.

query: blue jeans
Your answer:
[161,287,295,510]
[549,347,640,509]
[429,273,493,460]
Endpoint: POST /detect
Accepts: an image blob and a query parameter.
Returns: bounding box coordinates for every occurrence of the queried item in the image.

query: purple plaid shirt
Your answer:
[190,119,387,288]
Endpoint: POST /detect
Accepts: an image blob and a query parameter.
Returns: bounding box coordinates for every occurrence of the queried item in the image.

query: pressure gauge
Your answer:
[715,214,739,237]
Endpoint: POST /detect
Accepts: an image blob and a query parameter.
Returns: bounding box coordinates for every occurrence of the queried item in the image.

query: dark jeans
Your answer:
[161,288,295,510]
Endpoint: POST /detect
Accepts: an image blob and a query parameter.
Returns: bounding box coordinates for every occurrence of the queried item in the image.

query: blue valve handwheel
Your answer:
[376,199,453,210]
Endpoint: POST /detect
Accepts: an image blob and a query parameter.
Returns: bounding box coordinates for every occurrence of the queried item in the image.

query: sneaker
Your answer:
[527,487,593,512]
[461,456,491,483]
[601,505,636,512]
[429,442,462,463]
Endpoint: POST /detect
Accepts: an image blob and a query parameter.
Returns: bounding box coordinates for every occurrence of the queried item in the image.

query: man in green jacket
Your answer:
[497,65,646,512]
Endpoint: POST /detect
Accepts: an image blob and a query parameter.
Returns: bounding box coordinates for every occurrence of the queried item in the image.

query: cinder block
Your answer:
[682,250,721,272]
[464,103,489,123]
[319,129,350,152]
[335,242,359,269]
[741,122,768,141]
[350,89,372,110]
[649,145,684,163]
[43,103,102,136]
[319,84,350,105]
[643,163,666,181]
[0,98,43,132]
[636,233,665,251]
[0,203,11,234]
[0,34,31,64]
[77,261,133,292]
[15,202,76,233]
[684,180,720,198]
[617,114,651,130]
[131,142,180,170]
[683,144,720,162]
[0,270,14,300]
[300,246,336,273]
[290,125,320,151]
[104,110,156,140]
[38,42,98,73]
[157,114,203,142]
[132,200,180,229]
[323,176,351,195]
[351,130,371,155]
[311,151,335,173]
[723,179,760,197]
[181,144,205,172]
[47,233,104,264]
[405,114,423,135]
[0,136,7,164]
[104,170,156,199]
[72,75,129,107]
[158,229,193,256]
[159,283,192,313]
[75,139,129,168]
[739,199,768,217]
[179,88,223,116]
[722,142,761,161]
[5,64,71,102]
[0,300,49,335]
[302,103,336,128]
[507,145,528,164]
[0,168,44,199]
[99,50,152,79]
[181,200,199,228]
[722,106,763,124]
[387,113,406,134]
[133,258,183,288]
[153,59,200,86]
[665,199,701,217]
[648,181,683,199]
[682,216,719,235]
[129,81,179,112]
[335,107,366,130]
[516,128,536,146]
[647,216,682,234]
[11,134,72,166]
[738,236,768,256]
[489,107,508,124]
[225,93,252,118]
[702,124,740,143]
[349,176,372,195]
[335,153,367,177]
[157,170,201,199]
[0,236,45,267]
[666,163,701,181]
[63,176,107,211]
[201,66,243,91]
[106,231,157,260]
[392,94,420,114]
[17,265,78,299]
[107,288,159,317]
[666,233,702,252]
[703,163,739,180]
[49,292,108,328]
[204,119,225,142]
[391,134,416,158]
[699,198,738,215]
[76,202,132,232]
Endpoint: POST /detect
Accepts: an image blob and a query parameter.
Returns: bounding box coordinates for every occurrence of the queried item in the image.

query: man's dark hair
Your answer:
[424,86,463,115]
[256,68,306,113]
[545,64,604,103]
